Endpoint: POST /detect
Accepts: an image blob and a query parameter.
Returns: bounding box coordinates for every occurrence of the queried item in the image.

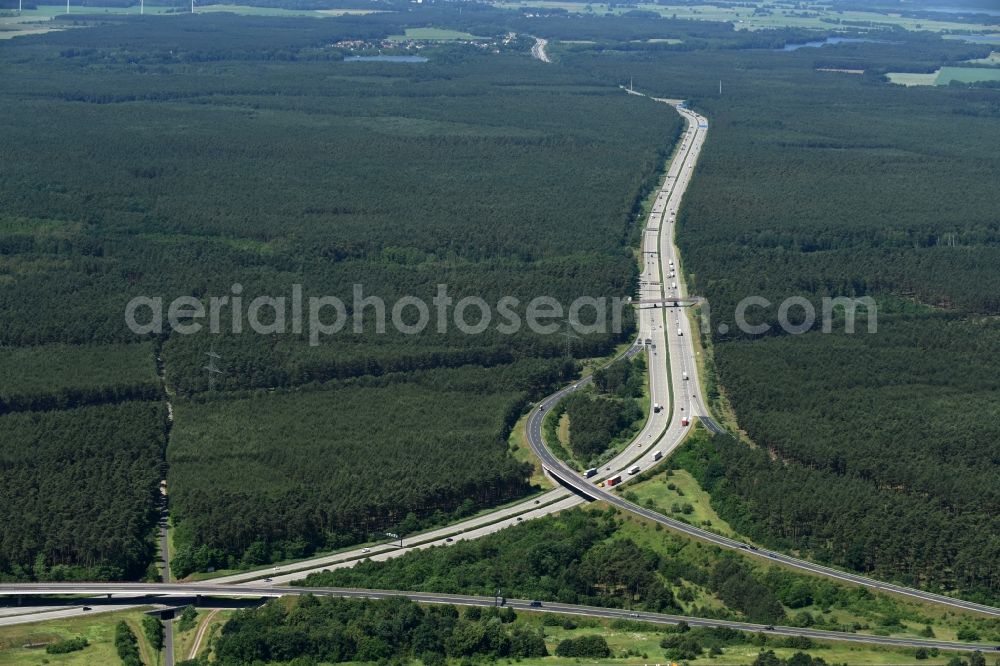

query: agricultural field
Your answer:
[0,25,65,38]
[194,4,380,16]
[888,65,1000,85]
[886,70,942,85]
[0,2,379,20]
[388,26,487,41]
[495,0,1000,34]
[0,3,173,39]
[936,65,1000,83]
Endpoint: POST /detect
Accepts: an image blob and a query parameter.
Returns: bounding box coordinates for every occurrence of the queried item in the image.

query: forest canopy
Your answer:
[564,35,1000,603]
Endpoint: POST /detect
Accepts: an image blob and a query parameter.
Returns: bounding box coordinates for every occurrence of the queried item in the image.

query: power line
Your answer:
[203,348,223,391]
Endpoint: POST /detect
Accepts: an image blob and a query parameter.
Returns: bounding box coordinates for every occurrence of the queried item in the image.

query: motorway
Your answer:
[530,36,551,62]
[0,94,997,655]
[0,584,995,653]
[521,95,1000,620]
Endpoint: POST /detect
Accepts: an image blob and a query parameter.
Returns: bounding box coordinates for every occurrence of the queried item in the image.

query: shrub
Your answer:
[142,615,164,651]
[177,605,198,632]
[114,621,142,666]
[46,636,88,654]
[957,627,981,641]
[554,635,611,658]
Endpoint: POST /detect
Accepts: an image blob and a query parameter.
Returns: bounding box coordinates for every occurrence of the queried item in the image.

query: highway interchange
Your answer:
[1,94,997,659]
[532,96,1000,619]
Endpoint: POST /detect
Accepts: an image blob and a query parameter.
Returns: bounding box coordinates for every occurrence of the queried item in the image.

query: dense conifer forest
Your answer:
[0,13,679,576]
[0,0,997,597]
[0,343,160,413]
[562,33,1000,603]
[0,401,167,581]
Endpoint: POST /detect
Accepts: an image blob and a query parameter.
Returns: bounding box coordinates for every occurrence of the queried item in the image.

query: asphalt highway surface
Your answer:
[0,583,995,654]
[530,37,551,62]
[524,94,1000,619]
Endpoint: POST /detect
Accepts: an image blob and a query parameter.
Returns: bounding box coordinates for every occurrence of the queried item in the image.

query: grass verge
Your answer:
[0,609,156,665]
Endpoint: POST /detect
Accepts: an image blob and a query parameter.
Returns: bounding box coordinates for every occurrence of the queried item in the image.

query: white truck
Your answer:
[677,328,683,336]
[628,465,641,475]
[652,450,663,461]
